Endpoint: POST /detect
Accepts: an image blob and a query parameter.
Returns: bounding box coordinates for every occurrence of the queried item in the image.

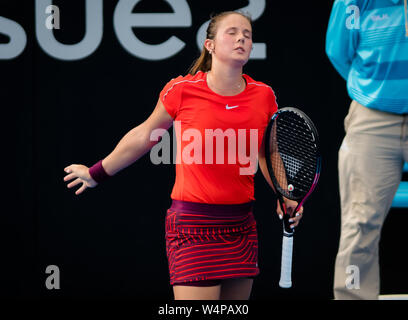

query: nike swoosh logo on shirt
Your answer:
[226,104,239,110]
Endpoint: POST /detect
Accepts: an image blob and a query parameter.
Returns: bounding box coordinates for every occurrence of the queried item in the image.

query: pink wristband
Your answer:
[89,160,110,183]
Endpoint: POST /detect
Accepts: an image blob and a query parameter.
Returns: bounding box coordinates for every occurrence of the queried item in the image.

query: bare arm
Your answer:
[63,99,173,195]
[102,99,173,175]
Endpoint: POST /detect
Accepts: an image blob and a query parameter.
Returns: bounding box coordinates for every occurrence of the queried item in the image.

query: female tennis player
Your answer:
[63,11,303,300]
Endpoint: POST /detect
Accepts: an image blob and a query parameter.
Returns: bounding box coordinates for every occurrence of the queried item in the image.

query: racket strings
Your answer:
[269,112,318,198]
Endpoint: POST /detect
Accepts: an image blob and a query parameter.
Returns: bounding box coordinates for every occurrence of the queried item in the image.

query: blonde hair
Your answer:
[188,11,252,75]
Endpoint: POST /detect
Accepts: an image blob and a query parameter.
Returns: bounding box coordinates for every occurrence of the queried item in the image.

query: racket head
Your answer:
[261,107,321,202]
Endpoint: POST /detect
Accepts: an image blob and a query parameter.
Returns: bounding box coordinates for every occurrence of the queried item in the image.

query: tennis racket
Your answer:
[259,107,321,288]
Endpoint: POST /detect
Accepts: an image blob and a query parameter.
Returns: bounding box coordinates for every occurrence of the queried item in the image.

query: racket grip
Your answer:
[279,233,293,288]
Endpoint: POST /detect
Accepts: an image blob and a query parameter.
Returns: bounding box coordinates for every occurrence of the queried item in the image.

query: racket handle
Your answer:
[279,232,293,288]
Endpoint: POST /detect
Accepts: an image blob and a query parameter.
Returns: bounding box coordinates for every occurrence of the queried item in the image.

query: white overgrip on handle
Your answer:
[279,232,293,288]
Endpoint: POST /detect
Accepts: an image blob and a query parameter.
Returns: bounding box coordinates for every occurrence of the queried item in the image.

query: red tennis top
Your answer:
[159,71,277,204]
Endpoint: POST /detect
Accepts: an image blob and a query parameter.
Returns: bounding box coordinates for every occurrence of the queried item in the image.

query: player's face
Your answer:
[212,14,253,67]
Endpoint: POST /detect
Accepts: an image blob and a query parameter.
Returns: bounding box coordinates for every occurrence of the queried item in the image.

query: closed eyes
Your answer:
[226,27,252,39]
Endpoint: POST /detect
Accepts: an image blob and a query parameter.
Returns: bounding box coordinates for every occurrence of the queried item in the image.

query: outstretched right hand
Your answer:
[63,164,98,195]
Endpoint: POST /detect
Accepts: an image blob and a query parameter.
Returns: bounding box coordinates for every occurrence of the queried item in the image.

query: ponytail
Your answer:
[188,46,212,75]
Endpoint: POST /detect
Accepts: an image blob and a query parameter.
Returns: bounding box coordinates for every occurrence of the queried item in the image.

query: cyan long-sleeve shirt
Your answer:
[326,0,408,113]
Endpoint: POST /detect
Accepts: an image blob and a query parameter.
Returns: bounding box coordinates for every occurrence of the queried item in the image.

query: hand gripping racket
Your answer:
[259,107,321,288]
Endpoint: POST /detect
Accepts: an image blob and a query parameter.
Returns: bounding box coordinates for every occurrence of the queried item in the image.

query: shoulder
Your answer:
[160,72,206,105]
[244,74,276,98]
[332,0,363,6]
[331,0,367,10]
[243,74,278,114]
[163,72,206,91]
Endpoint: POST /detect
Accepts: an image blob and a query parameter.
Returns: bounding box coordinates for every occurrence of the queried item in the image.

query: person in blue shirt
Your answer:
[326,0,408,299]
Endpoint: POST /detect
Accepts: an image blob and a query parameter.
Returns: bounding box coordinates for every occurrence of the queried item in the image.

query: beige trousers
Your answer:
[334,100,408,299]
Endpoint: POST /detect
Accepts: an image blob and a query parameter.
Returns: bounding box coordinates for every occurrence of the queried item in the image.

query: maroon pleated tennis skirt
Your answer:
[165,200,259,286]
